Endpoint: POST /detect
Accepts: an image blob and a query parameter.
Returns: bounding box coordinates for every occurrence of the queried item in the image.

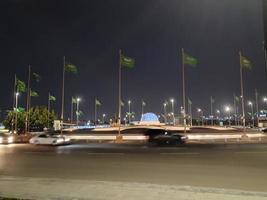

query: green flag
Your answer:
[30,90,38,97]
[16,107,25,113]
[210,96,215,104]
[72,97,77,104]
[184,53,197,67]
[188,98,192,105]
[142,100,146,106]
[121,54,135,69]
[95,99,101,106]
[32,72,41,82]
[49,94,56,101]
[16,79,26,93]
[234,95,240,102]
[240,56,252,70]
[76,110,83,117]
[65,63,78,73]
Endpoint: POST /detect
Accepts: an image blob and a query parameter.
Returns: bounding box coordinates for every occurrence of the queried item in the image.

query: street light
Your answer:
[248,101,254,127]
[102,113,106,124]
[263,97,267,110]
[216,109,220,125]
[197,108,203,126]
[225,106,231,126]
[14,92,19,134]
[163,102,167,124]
[76,97,81,126]
[170,99,174,125]
[128,100,131,123]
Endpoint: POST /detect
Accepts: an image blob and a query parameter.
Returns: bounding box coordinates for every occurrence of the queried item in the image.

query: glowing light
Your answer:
[225,106,230,112]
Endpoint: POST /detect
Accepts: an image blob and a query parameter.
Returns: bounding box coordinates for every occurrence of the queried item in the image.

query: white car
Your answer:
[0,133,14,144]
[29,134,71,145]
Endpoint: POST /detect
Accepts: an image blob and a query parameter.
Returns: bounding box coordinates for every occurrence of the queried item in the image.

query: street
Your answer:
[1,143,267,195]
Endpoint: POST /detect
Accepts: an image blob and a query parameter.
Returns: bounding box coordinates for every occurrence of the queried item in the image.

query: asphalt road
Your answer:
[0,143,267,193]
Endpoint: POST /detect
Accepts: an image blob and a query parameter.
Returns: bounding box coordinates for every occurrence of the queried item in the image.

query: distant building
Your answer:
[138,113,162,125]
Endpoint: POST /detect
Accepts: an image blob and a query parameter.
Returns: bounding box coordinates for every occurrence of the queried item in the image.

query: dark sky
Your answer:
[0,0,265,121]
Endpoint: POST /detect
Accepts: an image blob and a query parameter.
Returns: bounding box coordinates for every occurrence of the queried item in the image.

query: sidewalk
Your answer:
[1,176,267,200]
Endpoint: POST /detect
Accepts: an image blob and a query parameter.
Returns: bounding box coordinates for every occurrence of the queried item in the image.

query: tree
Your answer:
[3,109,26,133]
[29,106,57,131]
[3,106,57,132]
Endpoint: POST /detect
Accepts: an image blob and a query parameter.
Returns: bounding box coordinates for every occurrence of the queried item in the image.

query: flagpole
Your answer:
[15,91,19,134]
[118,49,122,137]
[28,87,32,131]
[11,74,17,134]
[141,100,144,117]
[60,56,65,135]
[255,89,259,127]
[263,41,267,77]
[47,92,50,129]
[233,94,236,126]
[71,97,73,124]
[190,101,192,126]
[95,97,97,125]
[26,65,31,133]
[187,98,192,127]
[210,96,213,126]
[239,51,246,132]
[76,98,80,126]
[181,48,186,133]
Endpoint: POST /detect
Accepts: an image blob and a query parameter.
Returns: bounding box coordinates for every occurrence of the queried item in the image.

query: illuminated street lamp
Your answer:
[76,97,81,126]
[248,101,254,127]
[102,113,106,124]
[128,100,131,123]
[225,106,231,126]
[216,109,221,125]
[197,108,203,126]
[163,102,167,124]
[263,97,267,109]
[14,92,19,134]
[170,99,175,125]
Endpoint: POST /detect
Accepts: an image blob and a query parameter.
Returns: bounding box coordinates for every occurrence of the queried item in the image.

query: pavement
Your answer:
[1,143,267,199]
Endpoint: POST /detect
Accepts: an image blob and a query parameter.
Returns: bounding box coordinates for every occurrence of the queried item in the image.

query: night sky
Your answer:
[0,0,265,121]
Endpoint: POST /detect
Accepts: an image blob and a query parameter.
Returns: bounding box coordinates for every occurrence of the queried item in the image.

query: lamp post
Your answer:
[197,108,203,126]
[76,97,81,126]
[170,99,174,125]
[15,92,19,134]
[248,101,254,127]
[102,113,106,124]
[225,106,231,126]
[163,102,167,124]
[263,97,267,110]
[128,100,131,123]
[216,109,220,125]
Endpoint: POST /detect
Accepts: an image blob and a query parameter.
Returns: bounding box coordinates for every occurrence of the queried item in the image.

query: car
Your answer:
[146,129,187,146]
[29,134,71,145]
[0,133,14,144]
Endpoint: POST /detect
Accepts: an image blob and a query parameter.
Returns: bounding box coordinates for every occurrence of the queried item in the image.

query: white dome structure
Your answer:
[139,113,161,125]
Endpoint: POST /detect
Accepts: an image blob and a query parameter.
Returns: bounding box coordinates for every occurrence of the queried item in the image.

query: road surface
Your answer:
[0,143,267,199]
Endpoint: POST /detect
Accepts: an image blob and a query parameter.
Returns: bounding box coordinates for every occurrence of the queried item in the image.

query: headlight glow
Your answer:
[56,138,64,143]
[8,136,14,144]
